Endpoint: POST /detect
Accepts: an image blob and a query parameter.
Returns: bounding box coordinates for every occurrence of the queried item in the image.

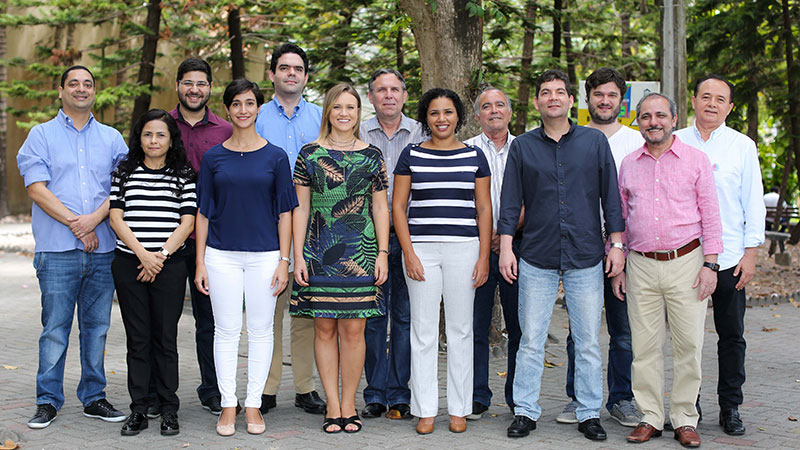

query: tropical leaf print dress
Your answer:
[290,143,388,319]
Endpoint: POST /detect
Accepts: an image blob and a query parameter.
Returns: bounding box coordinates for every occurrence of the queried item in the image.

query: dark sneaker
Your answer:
[467,401,489,420]
[160,411,180,436]
[295,391,326,414]
[146,404,160,419]
[609,399,641,427]
[507,415,536,438]
[84,399,126,422]
[556,400,578,424]
[120,412,148,436]
[361,402,386,418]
[27,404,57,429]
[201,396,222,415]
[259,394,276,415]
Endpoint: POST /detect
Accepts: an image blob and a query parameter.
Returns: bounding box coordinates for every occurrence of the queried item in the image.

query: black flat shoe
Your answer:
[322,416,343,434]
[343,413,362,433]
[121,412,148,436]
[361,402,387,418]
[578,417,607,441]
[720,408,746,435]
[507,415,536,438]
[260,394,276,414]
[160,411,180,436]
[296,391,327,415]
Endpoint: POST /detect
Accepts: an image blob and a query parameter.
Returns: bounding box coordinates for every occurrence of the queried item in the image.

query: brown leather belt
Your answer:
[637,238,700,261]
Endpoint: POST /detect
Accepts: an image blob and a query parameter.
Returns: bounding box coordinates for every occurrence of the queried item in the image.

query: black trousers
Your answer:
[710,267,747,410]
[112,252,186,414]
[184,239,220,402]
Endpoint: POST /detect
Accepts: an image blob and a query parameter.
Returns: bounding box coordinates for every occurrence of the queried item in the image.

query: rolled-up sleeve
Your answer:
[741,139,766,248]
[696,152,724,255]
[274,153,299,216]
[16,127,52,187]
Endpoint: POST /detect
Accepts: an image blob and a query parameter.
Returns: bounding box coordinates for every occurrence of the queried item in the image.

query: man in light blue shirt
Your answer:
[254,43,326,415]
[359,69,423,421]
[17,65,128,429]
[675,74,766,437]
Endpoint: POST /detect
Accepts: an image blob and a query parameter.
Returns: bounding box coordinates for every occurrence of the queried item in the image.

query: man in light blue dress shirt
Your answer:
[675,74,766,436]
[254,43,326,415]
[17,66,128,429]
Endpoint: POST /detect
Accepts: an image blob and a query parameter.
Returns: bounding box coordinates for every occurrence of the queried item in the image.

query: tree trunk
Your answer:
[746,88,759,143]
[563,4,577,118]
[51,25,64,89]
[620,9,632,59]
[661,0,687,128]
[398,0,483,138]
[0,0,9,217]
[396,27,404,69]
[514,1,536,136]
[115,10,131,126]
[552,0,562,60]
[781,0,800,244]
[129,0,162,138]
[228,6,245,80]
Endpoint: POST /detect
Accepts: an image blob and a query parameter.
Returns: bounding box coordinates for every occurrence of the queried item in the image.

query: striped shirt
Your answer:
[110,164,197,255]
[394,143,490,242]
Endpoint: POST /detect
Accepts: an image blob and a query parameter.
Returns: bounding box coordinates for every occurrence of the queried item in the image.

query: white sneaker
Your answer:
[556,400,578,424]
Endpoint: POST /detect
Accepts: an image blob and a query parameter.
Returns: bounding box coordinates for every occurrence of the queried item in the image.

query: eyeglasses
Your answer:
[179,80,210,88]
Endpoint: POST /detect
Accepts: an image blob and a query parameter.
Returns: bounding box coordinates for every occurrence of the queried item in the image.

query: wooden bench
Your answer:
[765,206,800,232]
[765,230,792,265]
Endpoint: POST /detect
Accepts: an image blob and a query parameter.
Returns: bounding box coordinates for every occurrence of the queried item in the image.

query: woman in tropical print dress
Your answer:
[290,83,390,434]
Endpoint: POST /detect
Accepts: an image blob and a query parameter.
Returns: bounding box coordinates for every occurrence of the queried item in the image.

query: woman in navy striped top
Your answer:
[392,88,492,434]
[109,109,196,436]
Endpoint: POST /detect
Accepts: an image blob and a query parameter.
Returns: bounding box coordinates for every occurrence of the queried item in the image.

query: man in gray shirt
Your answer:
[360,69,423,420]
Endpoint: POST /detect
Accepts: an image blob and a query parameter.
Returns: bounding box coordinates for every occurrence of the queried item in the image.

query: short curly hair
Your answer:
[416,88,465,136]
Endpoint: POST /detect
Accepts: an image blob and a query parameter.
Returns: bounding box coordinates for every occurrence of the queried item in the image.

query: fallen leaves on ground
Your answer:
[762,327,779,332]
[0,439,18,450]
[789,416,797,422]
[2,365,17,370]
[544,359,563,368]
[496,371,507,378]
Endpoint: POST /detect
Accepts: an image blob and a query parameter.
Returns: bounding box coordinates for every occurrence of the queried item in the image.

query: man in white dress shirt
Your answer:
[674,74,766,436]
[464,87,521,420]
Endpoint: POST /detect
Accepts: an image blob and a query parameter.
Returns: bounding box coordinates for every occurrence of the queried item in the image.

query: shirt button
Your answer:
[655,198,659,201]
[655,179,659,182]
[560,181,564,185]
[81,165,84,169]
[656,237,660,240]
[561,218,565,222]
[655,217,659,221]
[79,149,83,152]
[558,163,563,167]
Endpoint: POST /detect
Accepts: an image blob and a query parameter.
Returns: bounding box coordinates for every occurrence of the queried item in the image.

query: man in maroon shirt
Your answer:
[167,57,232,416]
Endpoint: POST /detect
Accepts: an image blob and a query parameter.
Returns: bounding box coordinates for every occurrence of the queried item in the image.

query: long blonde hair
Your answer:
[316,83,362,143]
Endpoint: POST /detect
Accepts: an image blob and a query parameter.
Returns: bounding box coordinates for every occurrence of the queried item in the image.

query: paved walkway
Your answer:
[1,245,799,448]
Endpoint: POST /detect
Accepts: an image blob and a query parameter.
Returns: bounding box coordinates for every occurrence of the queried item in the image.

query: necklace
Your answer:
[327,136,356,150]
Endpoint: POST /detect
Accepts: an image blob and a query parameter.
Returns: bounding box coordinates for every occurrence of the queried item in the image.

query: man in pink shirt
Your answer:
[612,92,722,448]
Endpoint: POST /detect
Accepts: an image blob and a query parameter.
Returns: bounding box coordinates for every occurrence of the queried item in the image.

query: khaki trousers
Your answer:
[626,247,707,429]
[263,272,316,395]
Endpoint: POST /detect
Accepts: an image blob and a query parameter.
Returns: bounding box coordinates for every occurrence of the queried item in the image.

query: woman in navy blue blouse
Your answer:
[194,79,298,436]
[392,88,492,435]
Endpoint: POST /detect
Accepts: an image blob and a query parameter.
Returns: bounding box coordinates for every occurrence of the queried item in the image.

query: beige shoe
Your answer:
[246,409,266,435]
[216,418,235,436]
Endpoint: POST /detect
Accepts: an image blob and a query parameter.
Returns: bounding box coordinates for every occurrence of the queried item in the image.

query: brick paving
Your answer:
[1,245,799,449]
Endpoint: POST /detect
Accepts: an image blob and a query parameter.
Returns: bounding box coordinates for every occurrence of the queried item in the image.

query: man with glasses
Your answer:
[168,57,232,416]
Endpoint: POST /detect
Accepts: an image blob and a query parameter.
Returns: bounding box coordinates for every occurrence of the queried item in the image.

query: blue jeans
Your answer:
[565,273,633,410]
[33,250,115,409]
[363,233,411,406]
[513,259,603,422]
[473,251,520,408]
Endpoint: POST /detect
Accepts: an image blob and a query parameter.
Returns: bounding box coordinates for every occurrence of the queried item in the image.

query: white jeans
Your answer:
[403,240,479,417]
[205,247,280,408]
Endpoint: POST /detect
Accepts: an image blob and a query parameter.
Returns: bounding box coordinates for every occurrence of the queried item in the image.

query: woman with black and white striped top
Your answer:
[109,109,196,437]
[392,88,492,435]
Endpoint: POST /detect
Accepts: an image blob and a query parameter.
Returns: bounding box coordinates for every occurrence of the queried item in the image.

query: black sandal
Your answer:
[343,414,362,433]
[322,417,343,434]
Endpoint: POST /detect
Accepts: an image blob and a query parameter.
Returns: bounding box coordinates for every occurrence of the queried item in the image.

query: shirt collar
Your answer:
[174,105,211,125]
[272,97,308,118]
[536,119,576,143]
[365,114,413,134]
[691,119,727,142]
[480,130,513,153]
[636,135,686,160]
[58,109,95,130]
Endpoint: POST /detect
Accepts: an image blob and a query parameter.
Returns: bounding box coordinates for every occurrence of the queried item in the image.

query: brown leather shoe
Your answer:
[626,422,662,443]
[449,416,466,433]
[674,425,702,447]
[416,418,434,434]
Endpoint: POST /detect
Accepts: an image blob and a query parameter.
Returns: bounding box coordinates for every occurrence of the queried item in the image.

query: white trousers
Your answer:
[205,247,280,408]
[403,240,479,417]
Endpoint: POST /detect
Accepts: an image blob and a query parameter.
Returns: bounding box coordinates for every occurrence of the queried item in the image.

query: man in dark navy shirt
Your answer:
[499,69,625,441]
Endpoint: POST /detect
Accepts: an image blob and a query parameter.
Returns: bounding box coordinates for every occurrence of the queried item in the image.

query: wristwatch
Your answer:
[702,261,720,272]
[159,247,170,259]
[609,242,625,251]
[279,256,291,263]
